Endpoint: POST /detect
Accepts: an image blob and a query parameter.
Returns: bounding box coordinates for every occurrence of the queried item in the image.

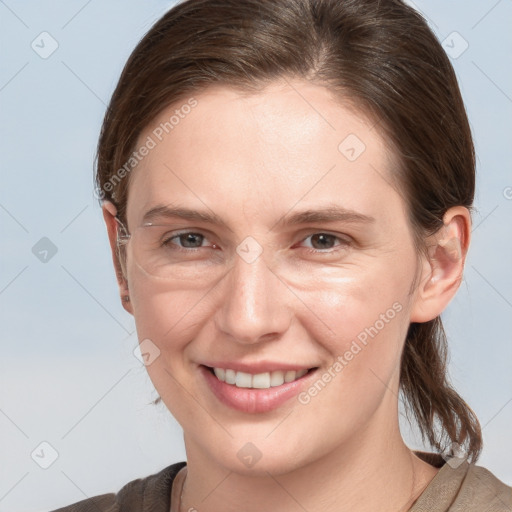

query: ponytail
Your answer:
[400,318,482,461]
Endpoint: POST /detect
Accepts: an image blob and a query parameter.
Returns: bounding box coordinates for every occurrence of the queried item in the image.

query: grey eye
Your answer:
[174,233,205,248]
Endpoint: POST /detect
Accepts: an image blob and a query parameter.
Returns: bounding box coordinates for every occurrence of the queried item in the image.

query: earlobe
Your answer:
[410,206,471,323]
[102,201,133,315]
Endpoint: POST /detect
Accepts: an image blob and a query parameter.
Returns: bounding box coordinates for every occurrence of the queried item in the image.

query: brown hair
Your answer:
[96,0,482,460]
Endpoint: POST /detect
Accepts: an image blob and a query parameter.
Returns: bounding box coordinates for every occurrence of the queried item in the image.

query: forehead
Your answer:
[126,80,402,228]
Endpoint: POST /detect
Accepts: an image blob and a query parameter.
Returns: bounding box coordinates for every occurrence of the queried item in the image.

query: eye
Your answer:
[163,231,212,249]
[299,233,350,252]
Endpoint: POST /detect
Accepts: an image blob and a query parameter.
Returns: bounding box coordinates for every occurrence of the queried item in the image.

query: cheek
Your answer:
[295,256,415,352]
[127,270,209,420]
[127,265,206,350]
[294,270,412,430]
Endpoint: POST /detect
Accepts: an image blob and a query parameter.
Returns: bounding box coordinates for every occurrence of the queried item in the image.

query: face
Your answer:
[118,80,426,475]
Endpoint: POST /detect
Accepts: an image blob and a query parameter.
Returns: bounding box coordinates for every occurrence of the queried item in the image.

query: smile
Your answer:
[201,365,318,413]
[211,367,310,389]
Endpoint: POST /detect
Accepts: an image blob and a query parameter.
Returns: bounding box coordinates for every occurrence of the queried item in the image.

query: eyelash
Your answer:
[161,231,351,254]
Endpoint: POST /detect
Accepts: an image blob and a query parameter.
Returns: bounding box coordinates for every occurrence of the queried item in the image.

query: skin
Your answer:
[103,79,470,512]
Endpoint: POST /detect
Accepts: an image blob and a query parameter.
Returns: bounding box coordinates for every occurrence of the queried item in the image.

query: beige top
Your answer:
[52,454,511,512]
[410,454,511,511]
[170,453,512,512]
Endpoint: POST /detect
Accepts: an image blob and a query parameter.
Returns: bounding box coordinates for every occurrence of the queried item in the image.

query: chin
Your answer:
[222,449,308,477]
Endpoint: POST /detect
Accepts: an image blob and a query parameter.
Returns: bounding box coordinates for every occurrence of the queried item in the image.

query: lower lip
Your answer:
[200,365,316,414]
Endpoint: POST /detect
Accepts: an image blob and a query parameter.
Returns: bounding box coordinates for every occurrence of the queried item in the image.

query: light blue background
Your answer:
[1,1,511,510]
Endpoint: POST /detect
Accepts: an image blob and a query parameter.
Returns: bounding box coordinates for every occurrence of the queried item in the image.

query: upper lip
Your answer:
[201,361,318,373]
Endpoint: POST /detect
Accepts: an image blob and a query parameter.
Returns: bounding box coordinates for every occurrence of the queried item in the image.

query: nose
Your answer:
[214,250,292,345]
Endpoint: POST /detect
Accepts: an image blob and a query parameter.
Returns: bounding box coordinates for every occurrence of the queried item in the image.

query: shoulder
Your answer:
[412,455,511,512]
[50,462,187,512]
[462,464,512,511]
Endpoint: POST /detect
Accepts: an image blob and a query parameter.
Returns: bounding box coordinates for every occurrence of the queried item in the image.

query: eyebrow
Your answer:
[142,205,228,227]
[278,205,375,227]
[141,204,374,229]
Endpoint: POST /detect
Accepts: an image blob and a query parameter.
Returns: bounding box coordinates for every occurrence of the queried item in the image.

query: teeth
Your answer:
[252,372,271,388]
[284,370,297,383]
[213,368,225,381]
[270,370,284,387]
[225,369,236,385]
[235,371,252,388]
[212,367,309,389]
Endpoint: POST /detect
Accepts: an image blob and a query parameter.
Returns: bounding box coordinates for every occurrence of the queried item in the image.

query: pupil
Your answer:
[312,234,334,249]
[181,233,203,248]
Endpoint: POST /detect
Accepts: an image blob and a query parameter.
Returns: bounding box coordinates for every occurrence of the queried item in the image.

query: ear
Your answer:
[410,206,471,323]
[102,201,133,315]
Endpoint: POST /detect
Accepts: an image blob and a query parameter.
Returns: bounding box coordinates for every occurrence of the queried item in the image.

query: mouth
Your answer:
[207,366,316,389]
[200,364,319,413]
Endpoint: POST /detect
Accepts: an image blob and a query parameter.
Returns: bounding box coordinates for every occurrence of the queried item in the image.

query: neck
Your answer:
[179,414,438,512]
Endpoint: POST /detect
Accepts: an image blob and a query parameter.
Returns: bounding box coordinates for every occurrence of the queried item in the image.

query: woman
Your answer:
[53,0,511,510]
